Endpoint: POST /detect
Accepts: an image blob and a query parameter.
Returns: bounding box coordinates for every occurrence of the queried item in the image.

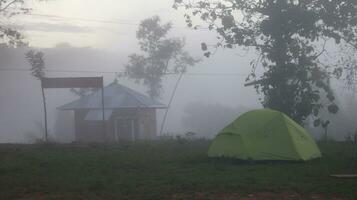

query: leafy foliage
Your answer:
[174,0,357,124]
[125,16,199,99]
[70,88,97,97]
[0,26,27,47]
[0,0,32,47]
[26,50,45,80]
[333,44,357,92]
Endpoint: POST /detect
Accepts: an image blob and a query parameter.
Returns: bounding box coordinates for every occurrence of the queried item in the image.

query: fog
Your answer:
[0,45,262,143]
[1,0,357,143]
[1,44,357,143]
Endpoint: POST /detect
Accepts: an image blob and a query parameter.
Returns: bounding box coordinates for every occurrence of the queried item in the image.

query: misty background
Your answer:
[1,0,356,143]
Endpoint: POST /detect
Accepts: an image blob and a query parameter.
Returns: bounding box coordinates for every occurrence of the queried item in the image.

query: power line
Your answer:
[29,13,140,26]
[160,72,184,135]
[0,67,125,74]
[26,13,209,31]
[0,67,248,76]
[0,67,123,74]
[2,67,352,83]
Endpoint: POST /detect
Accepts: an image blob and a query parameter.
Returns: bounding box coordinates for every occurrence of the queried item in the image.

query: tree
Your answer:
[125,16,199,99]
[0,0,31,47]
[70,88,96,97]
[26,49,48,142]
[333,44,357,92]
[173,0,357,124]
[26,50,45,79]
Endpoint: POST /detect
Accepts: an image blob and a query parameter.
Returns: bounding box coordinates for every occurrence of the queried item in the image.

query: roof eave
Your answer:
[57,105,168,110]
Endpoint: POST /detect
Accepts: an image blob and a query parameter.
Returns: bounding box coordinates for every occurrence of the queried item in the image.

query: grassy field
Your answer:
[0,140,356,200]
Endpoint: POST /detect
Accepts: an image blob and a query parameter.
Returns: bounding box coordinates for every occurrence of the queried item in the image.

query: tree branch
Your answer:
[313,38,327,59]
[0,0,22,12]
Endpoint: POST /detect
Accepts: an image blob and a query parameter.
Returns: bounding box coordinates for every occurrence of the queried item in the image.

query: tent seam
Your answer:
[281,113,303,160]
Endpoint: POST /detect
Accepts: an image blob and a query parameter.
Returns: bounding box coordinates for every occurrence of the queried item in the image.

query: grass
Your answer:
[0,140,356,199]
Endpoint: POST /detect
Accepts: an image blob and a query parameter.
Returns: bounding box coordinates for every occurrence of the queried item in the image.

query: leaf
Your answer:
[225,43,233,48]
[204,52,211,58]
[313,119,321,127]
[313,108,319,117]
[327,104,339,114]
[221,15,235,29]
[201,42,208,51]
[326,93,335,101]
[210,11,217,20]
[322,120,330,128]
[333,68,343,79]
[208,24,214,30]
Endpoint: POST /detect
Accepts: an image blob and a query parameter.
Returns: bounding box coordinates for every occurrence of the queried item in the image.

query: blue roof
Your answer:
[58,82,167,110]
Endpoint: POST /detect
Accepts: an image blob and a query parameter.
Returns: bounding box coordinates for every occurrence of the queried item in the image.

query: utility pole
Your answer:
[159,73,184,136]
[101,77,106,141]
[41,81,48,142]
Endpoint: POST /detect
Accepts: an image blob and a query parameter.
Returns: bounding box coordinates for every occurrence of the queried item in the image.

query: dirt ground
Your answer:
[172,192,348,200]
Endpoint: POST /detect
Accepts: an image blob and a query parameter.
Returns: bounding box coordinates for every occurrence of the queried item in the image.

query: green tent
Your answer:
[208,109,321,161]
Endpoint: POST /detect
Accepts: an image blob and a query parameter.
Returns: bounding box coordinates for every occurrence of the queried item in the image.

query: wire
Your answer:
[0,67,248,76]
[0,67,121,74]
[159,72,184,135]
[28,13,140,26]
[0,67,124,74]
[25,13,209,31]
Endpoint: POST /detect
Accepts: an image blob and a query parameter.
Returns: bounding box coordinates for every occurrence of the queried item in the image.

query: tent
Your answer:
[208,109,321,161]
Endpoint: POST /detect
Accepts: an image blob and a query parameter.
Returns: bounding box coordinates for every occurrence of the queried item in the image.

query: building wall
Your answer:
[111,108,157,141]
[74,110,110,143]
[138,109,157,139]
[74,108,157,143]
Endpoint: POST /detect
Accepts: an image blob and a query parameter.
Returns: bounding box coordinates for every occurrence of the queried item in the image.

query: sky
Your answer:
[10,0,210,51]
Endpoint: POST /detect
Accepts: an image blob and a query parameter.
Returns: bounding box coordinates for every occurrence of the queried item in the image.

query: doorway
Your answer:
[114,118,139,141]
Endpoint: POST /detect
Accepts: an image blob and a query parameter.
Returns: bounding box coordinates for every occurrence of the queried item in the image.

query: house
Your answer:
[58,81,166,143]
